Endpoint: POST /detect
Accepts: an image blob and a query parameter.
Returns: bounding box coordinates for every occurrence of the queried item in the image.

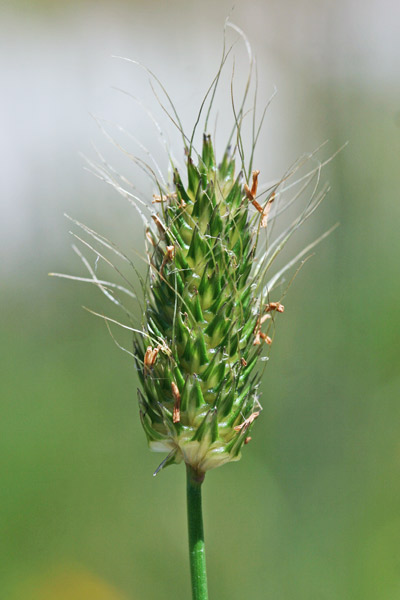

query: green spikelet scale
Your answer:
[135,134,274,475]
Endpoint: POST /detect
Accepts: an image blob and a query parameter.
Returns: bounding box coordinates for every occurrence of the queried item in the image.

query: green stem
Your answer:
[186,465,209,600]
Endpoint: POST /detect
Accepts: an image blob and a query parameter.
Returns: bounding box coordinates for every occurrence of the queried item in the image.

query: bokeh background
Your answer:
[1,0,400,598]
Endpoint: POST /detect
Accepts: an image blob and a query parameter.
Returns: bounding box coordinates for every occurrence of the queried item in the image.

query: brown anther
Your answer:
[251,197,264,214]
[253,330,261,346]
[160,245,175,275]
[244,436,252,445]
[171,382,181,424]
[244,170,260,201]
[260,192,275,229]
[265,301,284,313]
[234,411,260,432]
[144,345,160,374]
[253,313,271,345]
[241,357,248,367]
[244,172,275,229]
[259,313,271,326]
[151,214,166,236]
[152,192,178,203]
[250,170,260,197]
[260,332,272,345]
[244,183,253,201]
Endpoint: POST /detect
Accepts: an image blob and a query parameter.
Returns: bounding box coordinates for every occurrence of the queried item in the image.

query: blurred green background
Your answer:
[1,0,400,598]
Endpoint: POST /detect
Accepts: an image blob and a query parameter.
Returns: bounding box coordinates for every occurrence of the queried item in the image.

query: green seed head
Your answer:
[135,133,284,475]
[55,34,334,478]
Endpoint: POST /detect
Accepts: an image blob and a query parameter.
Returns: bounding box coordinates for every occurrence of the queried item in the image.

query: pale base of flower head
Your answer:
[149,439,241,474]
[180,440,240,473]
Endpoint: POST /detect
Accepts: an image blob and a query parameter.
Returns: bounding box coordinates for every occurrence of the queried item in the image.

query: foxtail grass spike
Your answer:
[136,143,281,476]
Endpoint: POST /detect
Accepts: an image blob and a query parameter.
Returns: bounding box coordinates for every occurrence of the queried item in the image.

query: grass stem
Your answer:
[186,465,209,600]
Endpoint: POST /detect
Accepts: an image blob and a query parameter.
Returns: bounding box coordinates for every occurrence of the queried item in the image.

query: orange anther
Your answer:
[234,411,260,432]
[171,382,181,424]
[160,245,175,275]
[152,192,178,203]
[244,172,275,228]
[144,345,161,373]
[265,302,284,313]
[260,332,272,345]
